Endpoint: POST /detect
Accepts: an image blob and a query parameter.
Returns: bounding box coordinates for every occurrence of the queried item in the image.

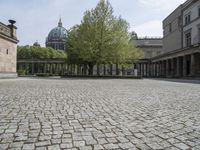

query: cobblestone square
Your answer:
[0,78,200,150]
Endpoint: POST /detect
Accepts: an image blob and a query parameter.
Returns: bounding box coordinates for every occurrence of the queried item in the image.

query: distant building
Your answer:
[33,41,41,47]
[0,20,19,78]
[46,18,67,50]
[134,37,163,59]
[132,37,163,77]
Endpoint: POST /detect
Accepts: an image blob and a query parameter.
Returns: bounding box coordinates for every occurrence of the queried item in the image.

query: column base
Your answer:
[0,72,18,79]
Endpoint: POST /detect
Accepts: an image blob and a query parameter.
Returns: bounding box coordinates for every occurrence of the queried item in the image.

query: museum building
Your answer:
[0,20,19,78]
[149,0,200,78]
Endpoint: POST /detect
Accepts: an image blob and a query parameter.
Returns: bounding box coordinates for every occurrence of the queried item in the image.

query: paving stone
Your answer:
[22,143,35,150]
[73,140,85,147]
[48,145,60,150]
[0,143,9,149]
[103,143,119,149]
[174,143,191,150]
[0,78,200,149]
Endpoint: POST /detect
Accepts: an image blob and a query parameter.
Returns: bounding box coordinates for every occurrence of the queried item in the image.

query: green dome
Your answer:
[46,18,67,50]
[47,19,67,41]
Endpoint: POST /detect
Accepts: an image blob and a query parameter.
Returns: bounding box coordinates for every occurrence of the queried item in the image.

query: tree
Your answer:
[17,46,67,60]
[66,0,142,75]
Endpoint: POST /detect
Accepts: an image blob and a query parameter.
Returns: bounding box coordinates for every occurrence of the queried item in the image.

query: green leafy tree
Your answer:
[17,46,67,60]
[66,0,142,75]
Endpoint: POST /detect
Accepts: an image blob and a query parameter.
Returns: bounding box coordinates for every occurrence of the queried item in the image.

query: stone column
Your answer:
[141,63,144,77]
[171,58,174,77]
[44,63,46,73]
[176,57,180,77]
[146,63,148,77]
[159,62,161,77]
[166,60,169,77]
[147,63,149,77]
[150,63,153,77]
[32,63,34,75]
[155,63,158,77]
[190,54,195,76]
[183,56,187,77]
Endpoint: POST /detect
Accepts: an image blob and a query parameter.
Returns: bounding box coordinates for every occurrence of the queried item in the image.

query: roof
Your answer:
[46,19,67,42]
[134,38,163,47]
[0,21,19,43]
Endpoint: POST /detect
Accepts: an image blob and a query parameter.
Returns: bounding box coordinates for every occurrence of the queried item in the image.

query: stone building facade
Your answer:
[163,6,183,53]
[134,38,163,77]
[149,0,200,78]
[0,20,18,78]
[134,38,163,58]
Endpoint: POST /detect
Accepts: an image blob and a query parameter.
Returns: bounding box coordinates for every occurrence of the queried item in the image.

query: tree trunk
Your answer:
[104,64,106,75]
[97,64,100,76]
[110,64,113,76]
[116,64,119,76]
[88,63,94,75]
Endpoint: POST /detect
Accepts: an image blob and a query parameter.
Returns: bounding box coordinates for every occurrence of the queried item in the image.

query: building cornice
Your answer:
[0,32,19,44]
[151,44,200,61]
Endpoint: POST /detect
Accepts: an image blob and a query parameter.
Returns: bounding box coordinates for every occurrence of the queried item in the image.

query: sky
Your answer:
[0,0,186,46]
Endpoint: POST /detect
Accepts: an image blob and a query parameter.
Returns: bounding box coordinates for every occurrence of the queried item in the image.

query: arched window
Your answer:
[6,49,8,55]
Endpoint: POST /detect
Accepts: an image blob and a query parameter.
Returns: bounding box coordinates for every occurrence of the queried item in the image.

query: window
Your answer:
[185,32,191,47]
[185,13,191,25]
[147,51,152,58]
[198,27,200,43]
[169,23,172,32]
[157,51,161,55]
[6,49,8,55]
[198,7,200,17]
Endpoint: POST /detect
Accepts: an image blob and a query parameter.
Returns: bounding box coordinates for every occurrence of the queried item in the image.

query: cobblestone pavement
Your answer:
[0,78,200,150]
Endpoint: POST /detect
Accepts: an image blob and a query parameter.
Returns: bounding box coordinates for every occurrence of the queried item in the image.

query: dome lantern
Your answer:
[58,18,62,27]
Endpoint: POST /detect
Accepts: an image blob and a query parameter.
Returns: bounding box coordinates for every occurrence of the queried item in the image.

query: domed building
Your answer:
[46,18,67,50]
[33,41,41,47]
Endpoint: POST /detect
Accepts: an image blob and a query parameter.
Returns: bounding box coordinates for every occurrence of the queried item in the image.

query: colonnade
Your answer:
[17,53,200,77]
[149,53,200,78]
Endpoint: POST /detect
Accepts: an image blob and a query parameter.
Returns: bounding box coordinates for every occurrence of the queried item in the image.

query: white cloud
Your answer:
[131,20,163,37]
[138,0,186,11]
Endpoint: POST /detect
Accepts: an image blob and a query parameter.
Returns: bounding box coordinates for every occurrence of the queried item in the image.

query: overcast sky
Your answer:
[0,0,186,46]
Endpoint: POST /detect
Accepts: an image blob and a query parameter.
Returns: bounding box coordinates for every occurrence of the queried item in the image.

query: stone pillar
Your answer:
[158,62,160,77]
[150,63,153,77]
[147,63,149,77]
[37,63,40,73]
[155,63,158,77]
[157,62,160,77]
[166,60,169,77]
[44,63,46,73]
[146,63,148,77]
[110,64,113,76]
[171,58,174,77]
[183,56,187,77]
[152,63,154,77]
[190,54,195,76]
[141,63,144,77]
[103,64,106,75]
[176,57,180,77]
[32,63,34,75]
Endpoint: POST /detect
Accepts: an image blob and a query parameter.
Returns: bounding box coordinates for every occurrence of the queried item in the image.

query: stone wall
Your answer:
[133,38,163,59]
[183,0,200,47]
[0,37,17,73]
[163,5,182,53]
